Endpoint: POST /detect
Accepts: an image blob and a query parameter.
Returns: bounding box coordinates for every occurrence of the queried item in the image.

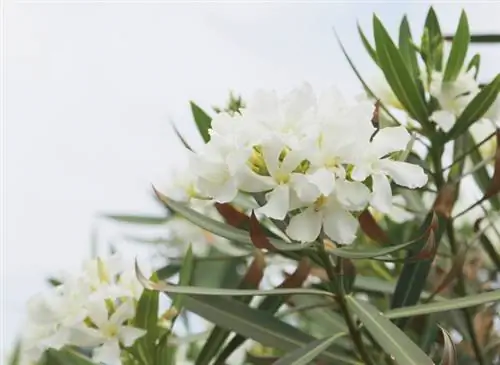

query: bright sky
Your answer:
[3,0,500,357]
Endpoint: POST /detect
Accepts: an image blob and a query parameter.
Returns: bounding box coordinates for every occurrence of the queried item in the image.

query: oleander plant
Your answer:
[9,7,500,365]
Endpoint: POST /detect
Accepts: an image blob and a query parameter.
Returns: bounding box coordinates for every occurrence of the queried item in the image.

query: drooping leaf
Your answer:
[446,75,500,141]
[373,16,429,127]
[170,119,193,151]
[439,326,458,365]
[136,261,334,298]
[484,130,500,200]
[215,202,250,228]
[443,11,470,82]
[433,183,458,219]
[346,297,434,365]
[190,101,212,143]
[272,332,347,365]
[174,294,360,365]
[467,54,481,79]
[386,290,500,319]
[101,214,169,225]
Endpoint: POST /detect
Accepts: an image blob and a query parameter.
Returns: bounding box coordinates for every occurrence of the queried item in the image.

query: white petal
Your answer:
[371,126,411,157]
[430,110,456,132]
[257,184,290,220]
[370,174,393,214]
[350,163,372,182]
[281,149,305,174]
[261,140,284,177]
[93,340,122,365]
[286,208,322,242]
[67,326,105,348]
[110,300,135,326]
[118,326,147,347]
[335,180,370,211]
[323,205,359,244]
[236,169,275,193]
[290,174,321,204]
[379,160,428,188]
[86,299,109,329]
[307,168,336,196]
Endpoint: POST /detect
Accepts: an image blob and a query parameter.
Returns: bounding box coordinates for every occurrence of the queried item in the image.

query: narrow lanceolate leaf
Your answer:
[250,211,278,251]
[390,212,444,328]
[101,214,169,225]
[136,261,334,298]
[423,7,444,70]
[439,326,458,365]
[386,290,500,319]
[190,101,212,143]
[176,294,361,365]
[273,333,347,365]
[433,183,458,219]
[473,218,500,271]
[357,23,378,65]
[443,11,470,82]
[156,189,418,259]
[7,341,21,365]
[170,120,193,151]
[172,245,194,310]
[446,75,500,141]
[399,16,420,80]
[346,297,433,365]
[373,16,428,126]
[445,34,500,43]
[133,272,160,365]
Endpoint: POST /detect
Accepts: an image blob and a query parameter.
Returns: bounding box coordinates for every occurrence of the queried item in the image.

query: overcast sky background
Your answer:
[3,0,500,357]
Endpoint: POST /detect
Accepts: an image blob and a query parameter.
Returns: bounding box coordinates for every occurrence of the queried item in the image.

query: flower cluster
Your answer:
[20,254,149,365]
[162,83,428,244]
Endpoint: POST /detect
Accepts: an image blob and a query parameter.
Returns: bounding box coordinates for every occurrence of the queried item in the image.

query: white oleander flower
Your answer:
[351,126,428,213]
[19,253,149,365]
[161,83,427,245]
[73,300,146,365]
[429,68,480,132]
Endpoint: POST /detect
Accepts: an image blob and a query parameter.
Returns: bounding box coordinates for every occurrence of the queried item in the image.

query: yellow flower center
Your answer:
[314,195,328,211]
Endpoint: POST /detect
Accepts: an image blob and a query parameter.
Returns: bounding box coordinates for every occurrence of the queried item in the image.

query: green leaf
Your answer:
[423,7,444,70]
[172,245,194,309]
[399,16,420,80]
[443,11,470,82]
[173,294,362,365]
[446,74,500,141]
[190,101,212,143]
[474,218,500,272]
[357,23,378,65]
[137,270,334,298]
[45,348,98,365]
[390,212,445,328]
[133,272,160,365]
[346,297,434,365]
[445,33,500,43]
[386,290,500,319]
[100,214,168,225]
[170,120,193,151]
[273,333,347,365]
[373,16,429,127]
[467,54,481,79]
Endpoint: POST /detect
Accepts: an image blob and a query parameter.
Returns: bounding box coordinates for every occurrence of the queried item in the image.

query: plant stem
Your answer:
[318,245,375,365]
